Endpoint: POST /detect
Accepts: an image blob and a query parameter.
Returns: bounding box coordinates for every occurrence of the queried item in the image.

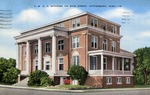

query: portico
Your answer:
[15,26,68,76]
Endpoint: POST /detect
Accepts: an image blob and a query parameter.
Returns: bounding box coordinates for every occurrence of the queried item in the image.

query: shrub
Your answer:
[40,77,54,86]
[28,70,53,86]
[2,67,20,84]
[64,79,70,85]
[67,65,88,85]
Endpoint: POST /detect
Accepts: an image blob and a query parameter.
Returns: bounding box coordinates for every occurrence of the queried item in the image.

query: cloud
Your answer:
[17,9,44,23]
[139,31,150,37]
[0,29,21,37]
[62,8,83,18]
[46,7,63,14]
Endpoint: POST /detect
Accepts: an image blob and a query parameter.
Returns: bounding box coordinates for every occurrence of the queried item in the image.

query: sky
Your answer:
[0,0,150,59]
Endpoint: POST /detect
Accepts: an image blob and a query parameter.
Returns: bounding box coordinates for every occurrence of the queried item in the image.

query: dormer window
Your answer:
[91,17,98,27]
[102,22,107,30]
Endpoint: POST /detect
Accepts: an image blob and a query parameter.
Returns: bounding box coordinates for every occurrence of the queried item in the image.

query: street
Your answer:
[0,86,150,95]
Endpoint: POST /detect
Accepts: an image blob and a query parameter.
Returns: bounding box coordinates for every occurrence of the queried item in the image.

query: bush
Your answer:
[64,79,70,85]
[40,77,54,86]
[2,67,20,84]
[28,70,53,86]
[67,65,88,85]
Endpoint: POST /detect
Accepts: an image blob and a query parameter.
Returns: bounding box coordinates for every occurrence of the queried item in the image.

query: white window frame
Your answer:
[103,57,107,70]
[102,22,107,30]
[111,25,117,33]
[91,17,98,27]
[112,41,116,52]
[45,42,50,53]
[34,44,38,54]
[103,39,107,50]
[117,77,122,84]
[72,36,79,48]
[91,36,98,48]
[90,56,97,70]
[106,77,112,85]
[58,39,64,51]
[58,57,64,70]
[45,61,50,70]
[71,18,80,28]
[35,60,38,70]
[126,77,130,84]
[72,56,79,65]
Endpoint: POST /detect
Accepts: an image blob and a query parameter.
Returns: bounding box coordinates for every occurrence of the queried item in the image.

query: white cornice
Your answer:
[88,50,134,58]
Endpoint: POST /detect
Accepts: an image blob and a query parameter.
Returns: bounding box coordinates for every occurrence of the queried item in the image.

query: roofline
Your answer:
[20,11,120,34]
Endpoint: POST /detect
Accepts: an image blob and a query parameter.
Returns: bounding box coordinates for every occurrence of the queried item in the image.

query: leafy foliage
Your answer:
[2,67,20,84]
[67,65,88,85]
[28,70,53,86]
[0,57,20,84]
[134,47,150,85]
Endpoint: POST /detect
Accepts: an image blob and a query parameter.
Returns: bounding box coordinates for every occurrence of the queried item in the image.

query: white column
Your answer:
[38,38,42,70]
[130,59,133,74]
[16,43,20,69]
[122,58,124,74]
[101,54,103,75]
[112,56,115,71]
[52,35,56,74]
[26,41,30,74]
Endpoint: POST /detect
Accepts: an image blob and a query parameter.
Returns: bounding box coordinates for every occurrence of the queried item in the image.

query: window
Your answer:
[45,61,50,70]
[35,60,38,70]
[58,40,64,50]
[72,56,79,65]
[58,58,63,70]
[103,39,107,50]
[60,22,64,27]
[45,43,50,52]
[71,18,80,28]
[34,45,38,54]
[91,17,98,27]
[91,36,98,48]
[103,57,107,70]
[90,56,97,70]
[106,77,112,85]
[117,77,122,84]
[102,22,107,30]
[126,77,130,84]
[72,36,79,48]
[24,61,26,71]
[111,25,117,33]
[118,59,122,70]
[112,41,116,52]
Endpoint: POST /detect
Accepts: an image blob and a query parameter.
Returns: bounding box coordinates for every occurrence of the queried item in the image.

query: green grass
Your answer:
[134,85,150,88]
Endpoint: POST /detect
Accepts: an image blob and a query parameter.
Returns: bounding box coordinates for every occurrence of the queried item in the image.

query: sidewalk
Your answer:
[0,84,150,93]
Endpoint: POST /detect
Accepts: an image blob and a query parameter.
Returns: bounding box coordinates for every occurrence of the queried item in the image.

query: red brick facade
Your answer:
[15,12,134,88]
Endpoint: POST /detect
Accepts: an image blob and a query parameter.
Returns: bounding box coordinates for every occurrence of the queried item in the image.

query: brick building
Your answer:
[14,12,135,88]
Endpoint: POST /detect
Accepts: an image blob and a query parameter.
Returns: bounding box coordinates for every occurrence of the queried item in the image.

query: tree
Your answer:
[67,65,88,85]
[0,57,20,84]
[28,70,54,86]
[134,47,150,85]
[2,67,20,84]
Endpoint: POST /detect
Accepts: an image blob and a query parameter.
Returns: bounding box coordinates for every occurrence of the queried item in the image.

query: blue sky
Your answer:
[0,0,150,59]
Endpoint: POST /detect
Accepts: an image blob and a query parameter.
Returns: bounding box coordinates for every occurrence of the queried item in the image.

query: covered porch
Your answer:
[88,49,135,76]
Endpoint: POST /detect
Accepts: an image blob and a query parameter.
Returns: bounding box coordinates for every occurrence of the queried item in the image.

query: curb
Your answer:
[0,85,150,93]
